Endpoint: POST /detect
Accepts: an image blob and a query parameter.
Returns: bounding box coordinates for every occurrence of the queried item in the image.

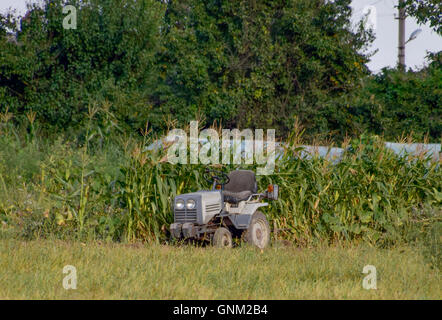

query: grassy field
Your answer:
[0,239,440,299]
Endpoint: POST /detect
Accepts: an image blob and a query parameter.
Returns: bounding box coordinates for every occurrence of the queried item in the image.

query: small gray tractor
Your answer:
[170,169,278,248]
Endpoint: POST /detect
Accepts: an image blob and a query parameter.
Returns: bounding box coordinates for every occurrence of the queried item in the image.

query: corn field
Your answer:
[0,110,441,247]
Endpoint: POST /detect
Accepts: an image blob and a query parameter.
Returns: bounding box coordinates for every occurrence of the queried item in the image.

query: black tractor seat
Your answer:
[223,190,253,203]
[222,170,257,204]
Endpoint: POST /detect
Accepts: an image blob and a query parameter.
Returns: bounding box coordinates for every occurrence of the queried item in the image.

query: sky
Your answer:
[351,0,442,72]
[1,0,441,73]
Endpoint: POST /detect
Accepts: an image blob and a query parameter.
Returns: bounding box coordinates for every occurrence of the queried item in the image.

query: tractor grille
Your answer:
[174,209,197,223]
[205,203,221,215]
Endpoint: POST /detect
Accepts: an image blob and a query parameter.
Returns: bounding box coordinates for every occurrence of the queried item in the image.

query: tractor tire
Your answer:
[242,211,270,249]
[212,227,233,248]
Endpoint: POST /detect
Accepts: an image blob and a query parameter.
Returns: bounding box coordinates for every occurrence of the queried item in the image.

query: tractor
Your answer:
[170,169,278,248]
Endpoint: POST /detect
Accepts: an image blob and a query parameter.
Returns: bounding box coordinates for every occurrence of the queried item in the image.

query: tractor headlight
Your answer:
[175,199,185,210]
[186,199,196,210]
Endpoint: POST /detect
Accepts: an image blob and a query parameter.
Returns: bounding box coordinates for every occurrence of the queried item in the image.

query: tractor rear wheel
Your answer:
[212,227,233,248]
[242,211,270,249]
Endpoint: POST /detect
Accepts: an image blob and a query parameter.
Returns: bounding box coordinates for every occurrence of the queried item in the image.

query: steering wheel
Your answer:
[203,168,230,188]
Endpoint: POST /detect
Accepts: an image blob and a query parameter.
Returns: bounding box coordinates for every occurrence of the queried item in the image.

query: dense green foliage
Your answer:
[401,0,441,35]
[1,0,440,141]
[154,0,373,138]
[0,1,440,249]
[0,112,440,247]
[0,0,164,131]
[339,54,442,141]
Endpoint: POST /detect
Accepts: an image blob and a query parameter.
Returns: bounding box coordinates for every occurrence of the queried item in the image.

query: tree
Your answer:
[0,0,165,130]
[9,0,439,142]
[152,0,374,138]
[401,0,441,34]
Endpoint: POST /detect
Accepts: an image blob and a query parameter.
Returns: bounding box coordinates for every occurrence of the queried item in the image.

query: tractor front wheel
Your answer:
[242,211,270,249]
[212,227,233,248]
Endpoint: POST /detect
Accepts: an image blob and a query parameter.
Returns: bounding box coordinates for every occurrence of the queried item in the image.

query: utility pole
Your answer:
[398,0,406,71]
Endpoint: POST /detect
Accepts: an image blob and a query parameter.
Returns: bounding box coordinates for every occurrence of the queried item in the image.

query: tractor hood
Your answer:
[173,190,223,225]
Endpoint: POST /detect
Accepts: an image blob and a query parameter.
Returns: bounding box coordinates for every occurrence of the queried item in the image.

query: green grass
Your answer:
[0,239,440,299]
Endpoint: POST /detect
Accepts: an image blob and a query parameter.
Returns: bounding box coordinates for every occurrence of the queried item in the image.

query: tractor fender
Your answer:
[242,202,268,215]
[227,203,268,229]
